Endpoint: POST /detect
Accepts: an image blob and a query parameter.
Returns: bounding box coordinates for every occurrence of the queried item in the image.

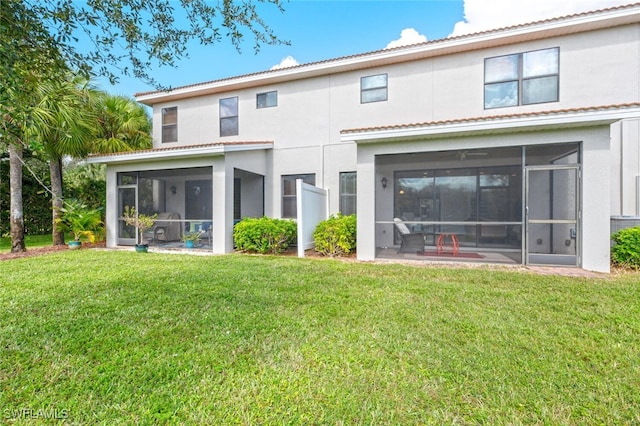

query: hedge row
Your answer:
[234,214,357,257]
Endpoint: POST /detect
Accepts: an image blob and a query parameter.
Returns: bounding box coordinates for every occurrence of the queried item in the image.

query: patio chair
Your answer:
[394,218,425,253]
[199,221,212,246]
[152,212,182,242]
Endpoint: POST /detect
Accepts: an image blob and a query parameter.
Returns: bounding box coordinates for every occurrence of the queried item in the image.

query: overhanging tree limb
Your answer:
[20,0,289,88]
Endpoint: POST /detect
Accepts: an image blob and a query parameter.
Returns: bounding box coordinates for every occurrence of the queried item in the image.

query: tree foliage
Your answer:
[1,0,68,140]
[92,94,152,153]
[21,77,151,244]
[1,0,287,143]
[63,163,107,211]
[0,147,51,237]
[2,0,288,90]
[1,0,285,250]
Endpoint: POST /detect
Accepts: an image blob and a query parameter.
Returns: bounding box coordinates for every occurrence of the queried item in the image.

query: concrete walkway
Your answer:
[523,266,608,278]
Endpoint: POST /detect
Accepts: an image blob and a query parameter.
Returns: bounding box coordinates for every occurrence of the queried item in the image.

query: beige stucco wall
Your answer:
[145,24,639,225]
[610,118,640,216]
[150,24,639,147]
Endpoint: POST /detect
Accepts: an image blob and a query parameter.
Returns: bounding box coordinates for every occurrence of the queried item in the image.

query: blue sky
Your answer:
[95,0,631,98]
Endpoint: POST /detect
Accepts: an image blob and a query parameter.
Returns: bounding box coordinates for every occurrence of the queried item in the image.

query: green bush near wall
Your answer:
[233,217,297,254]
[611,226,640,269]
[313,214,357,257]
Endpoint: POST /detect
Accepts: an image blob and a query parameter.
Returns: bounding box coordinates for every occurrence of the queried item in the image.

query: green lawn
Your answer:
[1,250,639,425]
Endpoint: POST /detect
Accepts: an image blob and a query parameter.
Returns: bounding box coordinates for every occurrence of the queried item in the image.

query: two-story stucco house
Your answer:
[89,3,640,272]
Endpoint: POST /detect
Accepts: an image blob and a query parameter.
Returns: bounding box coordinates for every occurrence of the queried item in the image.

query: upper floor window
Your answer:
[484,47,559,109]
[162,107,177,143]
[257,91,277,108]
[282,173,315,218]
[220,97,238,136]
[361,74,388,103]
[339,172,357,216]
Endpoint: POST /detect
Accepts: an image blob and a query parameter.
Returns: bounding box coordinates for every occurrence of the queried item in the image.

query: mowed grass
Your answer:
[1,250,639,425]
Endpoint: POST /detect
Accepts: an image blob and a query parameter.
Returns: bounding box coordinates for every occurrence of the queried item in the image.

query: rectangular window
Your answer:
[257,91,277,108]
[282,174,315,218]
[220,97,238,137]
[484,47,559,109]
[361,74,388,103]
[162,107,177,143]
[339,172,357,215]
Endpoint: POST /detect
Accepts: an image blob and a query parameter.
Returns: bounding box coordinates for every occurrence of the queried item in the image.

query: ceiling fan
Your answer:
[458,150,488,160]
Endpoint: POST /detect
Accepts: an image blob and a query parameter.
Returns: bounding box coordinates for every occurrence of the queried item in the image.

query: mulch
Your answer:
[0,241,106,261]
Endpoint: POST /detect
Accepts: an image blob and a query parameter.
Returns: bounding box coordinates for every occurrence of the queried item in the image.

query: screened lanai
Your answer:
[116,166,264,250]
[375,143,580,266]
[116,167,214,248]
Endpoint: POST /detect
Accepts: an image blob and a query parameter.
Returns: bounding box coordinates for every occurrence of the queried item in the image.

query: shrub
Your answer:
[234,217,297,254]
[313,214,357,257]
[611,226,640,269]
[57,199,104,242]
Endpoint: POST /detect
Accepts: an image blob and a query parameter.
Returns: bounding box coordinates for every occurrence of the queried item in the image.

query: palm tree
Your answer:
[25,75,96,245]
[25,80,152,245]
[92,94,152,154]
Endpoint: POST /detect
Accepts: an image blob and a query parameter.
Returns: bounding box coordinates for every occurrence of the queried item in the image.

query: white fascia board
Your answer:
[341,107,640,143]
[86,143,273,165]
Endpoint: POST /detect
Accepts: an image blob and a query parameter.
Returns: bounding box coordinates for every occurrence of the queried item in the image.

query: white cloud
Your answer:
[385,28,428,49]
[451,0,631,36]
[270,56,300,70]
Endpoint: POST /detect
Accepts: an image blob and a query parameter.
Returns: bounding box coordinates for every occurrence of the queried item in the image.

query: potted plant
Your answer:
[57,200,104,249]
[121,206,157,253]
[182,231,201,249]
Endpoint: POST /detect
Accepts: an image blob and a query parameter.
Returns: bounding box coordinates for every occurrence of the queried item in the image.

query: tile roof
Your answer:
[135,2,640,98]
[340,103,640,134]
[87,141,273,158]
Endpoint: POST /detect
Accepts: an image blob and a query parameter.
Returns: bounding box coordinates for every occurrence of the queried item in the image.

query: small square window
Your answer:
[257,91,277,108]
[361,74,388,103]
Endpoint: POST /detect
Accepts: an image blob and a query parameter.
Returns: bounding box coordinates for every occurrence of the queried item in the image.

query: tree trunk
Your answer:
[9,143,25,252]
[50,157,65,245]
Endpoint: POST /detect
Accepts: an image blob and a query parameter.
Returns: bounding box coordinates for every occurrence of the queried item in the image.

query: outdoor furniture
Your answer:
[394,218,425,253]
[199,221,212,246]
[152,212,182,242]
[436,232,459,256]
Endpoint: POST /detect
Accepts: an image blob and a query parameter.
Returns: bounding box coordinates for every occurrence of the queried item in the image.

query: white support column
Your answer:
[356,148,376,261]
[636,176,640,216]
[211,157,232,254]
